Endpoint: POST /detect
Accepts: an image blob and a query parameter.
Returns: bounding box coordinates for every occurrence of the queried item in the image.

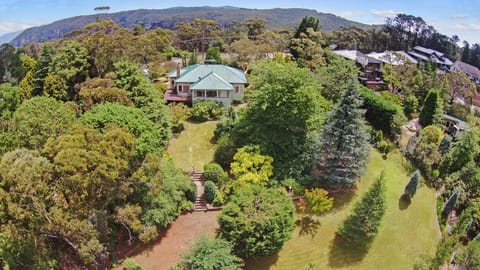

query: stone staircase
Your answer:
[191,172,207,211]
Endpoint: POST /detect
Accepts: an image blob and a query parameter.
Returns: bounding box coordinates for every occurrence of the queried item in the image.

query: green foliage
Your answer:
[213,109,235,140]
[294,16,320,38]
[204,181,217,204]
[179,235,242,270]
[203,163,227,184]
[313,84,370,190]
[404,170,420,199]
[403,94,418,118]
[233,60,329,179]
[43,72,68,100]
[123,258,145,270]
[359,87,407,137]
[455,240,480,270]
[81,102,168,158]
[79,77,133,111]
[12,96,76,149]
[304,188,333,214]
[191,100,225,122]
[32,45,54,96]
[315,51,359,102]
[206,46,221,63]
[132,156,196,241]
[218,186,295,258]
[381,92,403,107]
[230,145,273,187]
[338,172,386,248]
[0,83,21,119]
[439,132,478,177]
[419,89,443,127]
[442,188,461,217]
[413,125,443,179]
[49,40,90,97]
[214,135,238,169]
[169,102,191,133]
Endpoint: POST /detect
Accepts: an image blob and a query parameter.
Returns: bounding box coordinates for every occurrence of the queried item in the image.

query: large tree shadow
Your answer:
[328,233,369,268]
[329,189,357,211]
[243,253,279,270]
[398,193,411,210]
[296,216,321,238]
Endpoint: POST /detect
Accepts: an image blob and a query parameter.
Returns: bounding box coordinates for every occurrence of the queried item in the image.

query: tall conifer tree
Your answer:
[312,83,370,190]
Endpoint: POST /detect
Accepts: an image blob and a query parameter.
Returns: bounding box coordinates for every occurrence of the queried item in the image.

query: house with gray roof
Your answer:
[408,46,453,70]
[165,64,248,107]
[451,60,480,84]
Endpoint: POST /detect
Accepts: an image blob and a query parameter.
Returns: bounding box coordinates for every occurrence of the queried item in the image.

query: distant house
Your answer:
[407,46,453,70]
[367,51,417,66]
[332,50,383,88]
[165,64,248,107]
[333,50,419,89]
[451,60,480,85]
[443,114,469,138]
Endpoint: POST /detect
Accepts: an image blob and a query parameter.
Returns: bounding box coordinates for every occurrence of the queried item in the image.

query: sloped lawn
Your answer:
[167,121,217,172]
[246,149,440,270]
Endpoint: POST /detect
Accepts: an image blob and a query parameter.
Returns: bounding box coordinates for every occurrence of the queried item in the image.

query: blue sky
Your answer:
[1,0,480,44]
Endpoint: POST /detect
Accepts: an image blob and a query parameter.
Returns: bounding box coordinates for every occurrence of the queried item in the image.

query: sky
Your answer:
[1,0,480,44]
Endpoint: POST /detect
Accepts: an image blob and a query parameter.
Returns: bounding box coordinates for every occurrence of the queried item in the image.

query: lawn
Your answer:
[245,149,441,270]
[167,121,217,172]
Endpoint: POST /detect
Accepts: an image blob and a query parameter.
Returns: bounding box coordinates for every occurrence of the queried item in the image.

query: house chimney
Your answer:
[176,63,181,78]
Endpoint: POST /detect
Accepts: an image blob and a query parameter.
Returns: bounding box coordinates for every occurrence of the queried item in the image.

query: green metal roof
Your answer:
[174,64,247,84]
[443,114,469,130]
[191,72,234,90]
[167,64,199,78]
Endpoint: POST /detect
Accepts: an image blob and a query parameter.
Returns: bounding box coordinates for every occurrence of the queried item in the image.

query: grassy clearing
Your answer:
[246,149,440,270]
[167,121,217,172]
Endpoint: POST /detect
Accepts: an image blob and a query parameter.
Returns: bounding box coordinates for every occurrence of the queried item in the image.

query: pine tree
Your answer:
[442,188,461,218]
[404,170,420,199]
[338,172,386,247]
[419,89,443,127]
[312,83,370,190]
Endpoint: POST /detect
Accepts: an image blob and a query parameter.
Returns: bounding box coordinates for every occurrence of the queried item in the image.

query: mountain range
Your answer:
[10,6,368,47]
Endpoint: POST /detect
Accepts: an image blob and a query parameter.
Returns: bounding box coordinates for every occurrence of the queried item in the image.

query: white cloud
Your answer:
[371,9,398,17]
[0,22,37,34]
[338,10,366,18]
[448,14,469,20]
[448,23,480,30]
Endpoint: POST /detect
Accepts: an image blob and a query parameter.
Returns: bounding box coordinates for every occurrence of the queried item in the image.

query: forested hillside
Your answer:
[10,6,367,47]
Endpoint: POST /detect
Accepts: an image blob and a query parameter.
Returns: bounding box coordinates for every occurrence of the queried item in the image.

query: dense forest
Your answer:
[0,11,479,269]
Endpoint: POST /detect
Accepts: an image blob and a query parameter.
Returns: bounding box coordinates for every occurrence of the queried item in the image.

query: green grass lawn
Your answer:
[167,121,217,172]
[246,149,441,270]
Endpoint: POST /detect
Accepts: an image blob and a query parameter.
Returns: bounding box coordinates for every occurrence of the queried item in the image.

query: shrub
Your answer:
[360,87,407,137]
[191,100,225,122]
[179,236,241,270]
[219,186,295,258]
[185,182,198,202]
[214,135,238,169]
[123,258,144,270]
[282,178,304,196]
[204,181,217,204]
[404,170,420,200]
[204,163,227,185]
[442,188,461,218]
[338,172,386,248]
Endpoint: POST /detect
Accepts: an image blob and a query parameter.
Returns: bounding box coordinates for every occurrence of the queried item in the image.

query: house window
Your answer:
[178,85,183,92]
[196,91,204,97]
[207,91,217,98]
[235,86,240,93]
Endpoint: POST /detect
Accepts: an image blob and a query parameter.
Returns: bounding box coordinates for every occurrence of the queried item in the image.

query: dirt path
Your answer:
[130,211,220,270]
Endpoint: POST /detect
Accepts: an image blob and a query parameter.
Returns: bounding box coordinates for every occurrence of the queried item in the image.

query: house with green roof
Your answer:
[164,63,247,107]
